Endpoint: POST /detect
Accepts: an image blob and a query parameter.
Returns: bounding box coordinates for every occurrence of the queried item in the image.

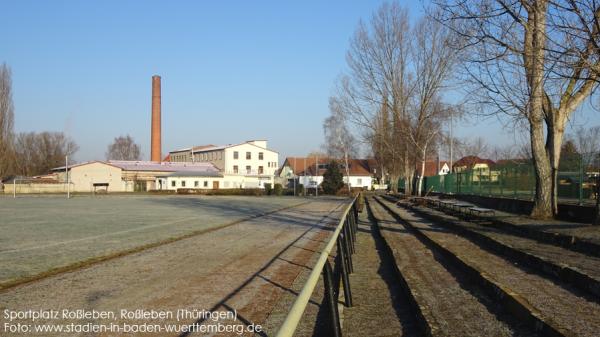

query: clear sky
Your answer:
[2,1,598,162]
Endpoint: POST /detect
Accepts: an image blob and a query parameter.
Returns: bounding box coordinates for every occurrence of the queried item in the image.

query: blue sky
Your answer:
[2,1,598,162]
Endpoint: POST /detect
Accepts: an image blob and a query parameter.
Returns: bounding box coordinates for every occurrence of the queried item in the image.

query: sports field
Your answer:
[0,195,304,288]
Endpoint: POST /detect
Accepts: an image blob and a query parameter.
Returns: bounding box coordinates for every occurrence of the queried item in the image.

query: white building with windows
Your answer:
[279,157,376,190]
[166,140,279,189]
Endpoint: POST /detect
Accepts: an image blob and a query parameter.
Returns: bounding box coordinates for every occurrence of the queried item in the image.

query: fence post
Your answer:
[489,167,492,196]
[513,167,518,198]
[322,261,342,337]
[500,168,504,196]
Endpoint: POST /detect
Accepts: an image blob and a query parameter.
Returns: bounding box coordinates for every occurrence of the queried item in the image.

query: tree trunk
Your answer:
[530,121,554,219]
[417,150,427,197]
[527,1,552,220]
[389,174,399,193]
[547,126,564,216]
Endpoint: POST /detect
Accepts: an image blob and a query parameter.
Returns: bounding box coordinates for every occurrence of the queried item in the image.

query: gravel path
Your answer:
[0,198,349,337]
[369,198,528,337]
[379,198,600,337]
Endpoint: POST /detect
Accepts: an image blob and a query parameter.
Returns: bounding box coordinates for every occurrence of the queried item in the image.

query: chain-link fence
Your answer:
[412,152,600,205]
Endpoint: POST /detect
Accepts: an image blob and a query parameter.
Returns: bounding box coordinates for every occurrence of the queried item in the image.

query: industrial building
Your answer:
[4,75,280,194]
[163,140,279,190]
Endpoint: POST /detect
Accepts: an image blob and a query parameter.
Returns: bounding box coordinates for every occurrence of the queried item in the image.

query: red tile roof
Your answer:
[415,160,449,177]
[283,157,376,176]
[453,156,495,170]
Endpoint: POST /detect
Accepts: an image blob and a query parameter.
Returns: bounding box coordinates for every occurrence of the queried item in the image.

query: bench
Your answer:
[438,200,458,210]
[453,203,475,214]
[469,207,496,217]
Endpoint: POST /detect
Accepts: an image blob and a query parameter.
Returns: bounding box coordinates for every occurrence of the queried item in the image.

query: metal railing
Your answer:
[275,196,359,337]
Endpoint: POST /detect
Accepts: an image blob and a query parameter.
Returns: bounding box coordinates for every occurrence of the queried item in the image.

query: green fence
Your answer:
[410,152,599,205]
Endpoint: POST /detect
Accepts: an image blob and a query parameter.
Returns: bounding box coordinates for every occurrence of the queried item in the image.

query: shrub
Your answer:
[264,183,272,195]
[274,183,283,196]
[297,184,304,196]
[322,161,344,194]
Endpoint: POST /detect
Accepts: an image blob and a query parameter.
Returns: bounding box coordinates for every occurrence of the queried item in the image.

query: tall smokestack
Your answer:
[151,75,161,162]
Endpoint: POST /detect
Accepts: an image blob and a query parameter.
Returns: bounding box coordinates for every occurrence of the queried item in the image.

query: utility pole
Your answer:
[293,157,296,196]
[66,155,70,199]
[315,155,319,197]
[449,111,454,171]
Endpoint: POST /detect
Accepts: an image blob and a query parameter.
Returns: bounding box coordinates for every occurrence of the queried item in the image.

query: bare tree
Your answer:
[106,135,142,161]
[436,0,600,218]
[331,3,414,193]
[458,136,491,159]
[0,63,15,179]
[331,3,456,196]
[325,99,357,195]
[14,132,78,176]
[489,144,518,162]
[409,15,457,195]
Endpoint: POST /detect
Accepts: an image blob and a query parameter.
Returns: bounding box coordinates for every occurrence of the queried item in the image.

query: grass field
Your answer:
[0,195,304,288]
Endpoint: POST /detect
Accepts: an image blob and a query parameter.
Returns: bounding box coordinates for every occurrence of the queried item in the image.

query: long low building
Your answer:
[50,160,220,192]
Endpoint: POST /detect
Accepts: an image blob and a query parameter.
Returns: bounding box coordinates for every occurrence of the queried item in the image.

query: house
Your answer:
[167,140,279,189]
[452,156,495,173]
[415,160,450,177]
[453,155,497,182]
[279,157,376,189]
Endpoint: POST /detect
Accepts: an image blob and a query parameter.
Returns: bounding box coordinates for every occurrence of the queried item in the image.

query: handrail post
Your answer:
[337,236,353,307]
[342,223,354,274]
[323,261,342,337]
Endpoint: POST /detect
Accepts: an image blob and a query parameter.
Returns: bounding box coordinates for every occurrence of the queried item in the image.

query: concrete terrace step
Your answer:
[367,197,536,337]
[389,194,600,258]
[400,200,600,302]
[376,196,600,337]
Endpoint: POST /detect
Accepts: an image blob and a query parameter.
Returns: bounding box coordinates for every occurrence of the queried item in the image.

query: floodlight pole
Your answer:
[13,178,16,198]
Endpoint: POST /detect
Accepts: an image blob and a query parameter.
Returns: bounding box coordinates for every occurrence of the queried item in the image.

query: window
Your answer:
[258,166,264,174]
[233,151,239,159]
[233,165,238,174]
[259,152,264,160]
[246,152,251,160]
[218,152,222,160]
[194,181,199,187]
[204,181,208,187]
[357,178,362,185]
[171,181,176,187]
[181,180,186,187]
[246,165,251,174]
[268,162,271,168]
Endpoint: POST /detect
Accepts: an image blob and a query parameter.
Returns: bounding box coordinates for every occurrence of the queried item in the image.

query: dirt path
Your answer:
[0,198,348,337]
[341,203,421,337]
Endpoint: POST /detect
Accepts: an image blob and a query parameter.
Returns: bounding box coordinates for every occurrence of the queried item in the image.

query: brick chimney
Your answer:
[151,75,161,162]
